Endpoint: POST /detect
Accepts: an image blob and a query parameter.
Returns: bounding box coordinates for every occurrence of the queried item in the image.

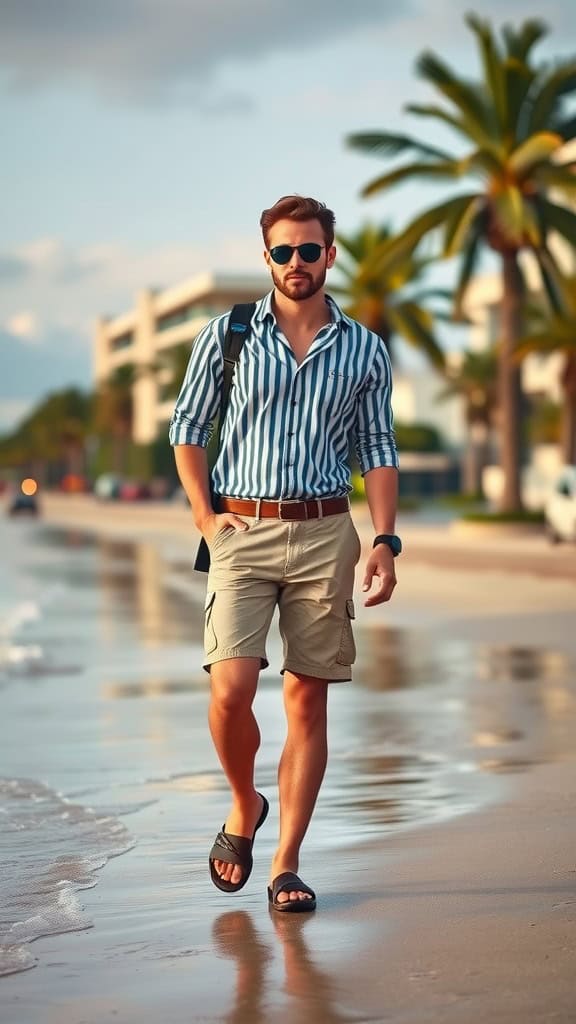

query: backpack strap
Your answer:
[193,302,256,574]
[220,303,256,423]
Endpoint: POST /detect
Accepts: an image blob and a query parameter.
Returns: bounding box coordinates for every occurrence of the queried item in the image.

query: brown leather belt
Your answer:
[218,496,350,521]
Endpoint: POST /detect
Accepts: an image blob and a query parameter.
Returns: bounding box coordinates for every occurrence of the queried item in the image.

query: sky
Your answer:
[1,0,575,431]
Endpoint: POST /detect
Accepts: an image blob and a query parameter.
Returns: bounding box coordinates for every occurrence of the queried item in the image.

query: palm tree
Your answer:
[332,223,448,370]
[93,365,136,474]
[347,15,576,512]
[438,348,498,494]
[516,275,576,464]
[161,343,192,400]
[0,388,92,483]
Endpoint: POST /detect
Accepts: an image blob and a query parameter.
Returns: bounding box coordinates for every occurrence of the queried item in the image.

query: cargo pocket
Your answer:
[336,599,356,665]
[204,591,218,655]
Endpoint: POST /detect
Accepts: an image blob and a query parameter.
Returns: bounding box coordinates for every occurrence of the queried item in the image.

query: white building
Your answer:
[94,272,270,444]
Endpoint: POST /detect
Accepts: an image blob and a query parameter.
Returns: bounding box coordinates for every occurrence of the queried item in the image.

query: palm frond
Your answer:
[466,14,508,133]
[389,193,482,257]
[443,197,483,257]
[505,57,537,141]
[516,327,576,359]
[502,20,548,63]
[405,103,499,153]
[416,51,496,138]
[536,196,576,247]
[508,131,563,177]
[537,252,575,316]
[528,63,576,134]
[346,131,452,161]
[390,303,445,370]
[360,159,464,198]
[532,164,576,196]
[463,148,505,177]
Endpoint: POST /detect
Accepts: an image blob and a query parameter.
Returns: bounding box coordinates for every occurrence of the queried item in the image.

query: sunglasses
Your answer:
[269,243,325,265]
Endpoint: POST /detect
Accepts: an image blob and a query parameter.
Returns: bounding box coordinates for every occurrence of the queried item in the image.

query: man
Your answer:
[169,195,400,912]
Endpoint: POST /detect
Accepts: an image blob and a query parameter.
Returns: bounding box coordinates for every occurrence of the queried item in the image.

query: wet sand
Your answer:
[1,496,575,1022]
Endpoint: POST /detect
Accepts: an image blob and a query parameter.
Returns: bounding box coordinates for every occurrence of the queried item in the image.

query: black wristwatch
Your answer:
[373,534,402,557]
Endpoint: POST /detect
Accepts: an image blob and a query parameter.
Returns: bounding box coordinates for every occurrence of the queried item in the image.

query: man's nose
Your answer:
[288,249,304,269]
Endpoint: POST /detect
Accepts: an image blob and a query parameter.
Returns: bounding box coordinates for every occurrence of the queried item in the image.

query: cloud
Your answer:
[5,311,38,341]
[0,234,266,414]
[0,239,105,288]
[0,0,409,104]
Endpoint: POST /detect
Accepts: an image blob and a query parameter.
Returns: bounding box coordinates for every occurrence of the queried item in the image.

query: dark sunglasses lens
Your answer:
[299,243,322,263]
[270,245,292,265]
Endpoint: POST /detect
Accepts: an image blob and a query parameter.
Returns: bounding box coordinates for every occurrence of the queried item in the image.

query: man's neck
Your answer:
[272,289,331,331]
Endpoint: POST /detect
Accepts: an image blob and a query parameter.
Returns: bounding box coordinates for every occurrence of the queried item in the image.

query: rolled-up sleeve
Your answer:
[168,316,225,447]
[354,338,399,473]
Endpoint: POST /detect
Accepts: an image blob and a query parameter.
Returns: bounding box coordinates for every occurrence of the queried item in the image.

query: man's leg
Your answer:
[270,671,329,905]
[209,656,263,887]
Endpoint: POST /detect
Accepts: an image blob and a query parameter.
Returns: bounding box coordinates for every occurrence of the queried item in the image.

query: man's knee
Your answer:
[284,673,328,728]
[210,657,259,714]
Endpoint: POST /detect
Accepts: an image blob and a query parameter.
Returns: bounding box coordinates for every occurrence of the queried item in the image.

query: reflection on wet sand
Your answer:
[95,536,201,649]
[213,909,358,1024]
[32,527,576,827]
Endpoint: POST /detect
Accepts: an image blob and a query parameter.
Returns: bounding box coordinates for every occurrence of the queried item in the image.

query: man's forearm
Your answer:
[173,444,214,529]
[363,466,398,534]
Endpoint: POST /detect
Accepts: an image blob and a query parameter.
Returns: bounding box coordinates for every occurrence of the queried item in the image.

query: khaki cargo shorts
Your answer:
[203,511,362,682]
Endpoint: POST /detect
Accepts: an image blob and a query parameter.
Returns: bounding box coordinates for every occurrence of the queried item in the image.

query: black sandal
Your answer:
[267,871,316,913]
[209,794,269,893]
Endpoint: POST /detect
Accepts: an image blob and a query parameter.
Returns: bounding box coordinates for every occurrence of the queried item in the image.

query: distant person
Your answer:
[170,195,400,911]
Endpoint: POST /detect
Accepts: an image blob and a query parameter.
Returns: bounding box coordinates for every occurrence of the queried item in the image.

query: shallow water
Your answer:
[1,517,575,980]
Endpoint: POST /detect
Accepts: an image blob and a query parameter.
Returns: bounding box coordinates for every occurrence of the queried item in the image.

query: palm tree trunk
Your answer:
[498,251,524,512]
[464,421,491,495]
[561,353,576,465]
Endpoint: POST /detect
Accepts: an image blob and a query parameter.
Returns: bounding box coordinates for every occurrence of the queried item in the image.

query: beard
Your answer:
[270,261,327,301]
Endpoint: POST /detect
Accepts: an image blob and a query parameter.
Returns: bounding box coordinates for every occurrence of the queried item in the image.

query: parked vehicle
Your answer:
[94,474,123,500]
[118,480,150,501]
[8,493,39,517]
[544,466,576,544]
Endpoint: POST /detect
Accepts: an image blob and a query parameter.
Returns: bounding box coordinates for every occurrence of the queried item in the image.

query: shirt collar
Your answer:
[255,290,351,331]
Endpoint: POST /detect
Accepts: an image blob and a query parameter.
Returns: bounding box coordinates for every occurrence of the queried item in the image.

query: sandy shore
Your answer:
[2,495,575,1022]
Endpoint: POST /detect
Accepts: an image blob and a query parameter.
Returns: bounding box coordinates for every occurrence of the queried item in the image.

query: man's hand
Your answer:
[198,512,248,544]
[362,545,397,607]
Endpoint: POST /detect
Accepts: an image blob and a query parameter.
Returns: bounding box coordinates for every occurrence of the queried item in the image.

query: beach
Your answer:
[1,496,575,1023]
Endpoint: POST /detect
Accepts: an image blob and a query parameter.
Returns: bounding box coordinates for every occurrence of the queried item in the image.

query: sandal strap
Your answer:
[272,871,316,901]
[209,829,253,867]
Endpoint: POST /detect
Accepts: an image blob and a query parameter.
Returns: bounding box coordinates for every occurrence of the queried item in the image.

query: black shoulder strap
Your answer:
[219,302,256,428]
[193,302,255,574]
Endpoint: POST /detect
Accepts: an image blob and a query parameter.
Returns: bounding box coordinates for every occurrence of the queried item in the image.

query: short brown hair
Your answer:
[260,195,335,249]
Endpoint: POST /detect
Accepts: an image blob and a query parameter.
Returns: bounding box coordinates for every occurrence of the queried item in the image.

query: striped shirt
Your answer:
[169,291,398,499]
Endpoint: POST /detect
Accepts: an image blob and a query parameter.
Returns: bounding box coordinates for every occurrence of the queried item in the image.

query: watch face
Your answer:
[375,534,402,555]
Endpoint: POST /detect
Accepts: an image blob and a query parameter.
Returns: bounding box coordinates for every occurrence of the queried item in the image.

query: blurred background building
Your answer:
[94,272,270,445]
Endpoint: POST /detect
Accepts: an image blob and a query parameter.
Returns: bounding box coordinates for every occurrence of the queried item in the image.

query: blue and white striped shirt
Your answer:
[169,291,398,499]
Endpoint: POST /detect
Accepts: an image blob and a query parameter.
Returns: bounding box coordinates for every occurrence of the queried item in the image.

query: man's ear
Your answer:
[327,245,336,269]
[263,248,271,268]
